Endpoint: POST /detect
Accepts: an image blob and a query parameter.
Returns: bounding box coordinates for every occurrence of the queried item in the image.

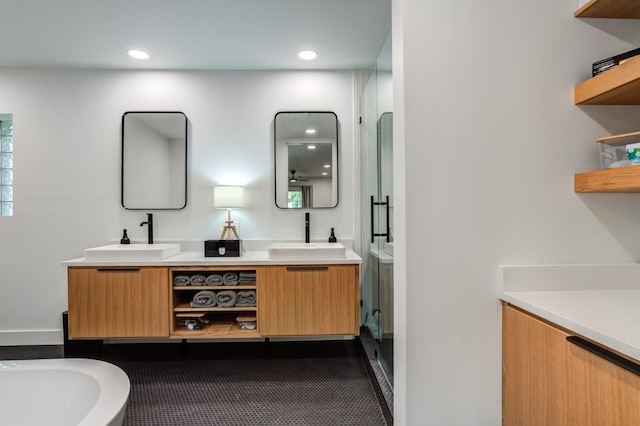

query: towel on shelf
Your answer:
[173,275,190,286]
[190,274,207,286]
[238,321,256,330]
[235,290,256,307]
[238,271,256,284]
[205,274,223,286]
[190,290,217,308]
[216,290,238,308]
[222,272,239,286]
[178,319,204,330]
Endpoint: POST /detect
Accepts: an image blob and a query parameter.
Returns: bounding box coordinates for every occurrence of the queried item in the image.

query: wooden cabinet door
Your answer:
[567,337,640,426]
[258,265,359,336]
[503,303,640,426]
[68,267,169,338]
[502,303,571,426]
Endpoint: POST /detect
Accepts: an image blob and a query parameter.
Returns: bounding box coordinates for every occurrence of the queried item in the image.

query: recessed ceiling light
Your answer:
[305,129,316,134]
[298,49,318,60]
[307,145,316,150]
[127,49,150,60]
[322,172,328,176]
[323,164,330,168]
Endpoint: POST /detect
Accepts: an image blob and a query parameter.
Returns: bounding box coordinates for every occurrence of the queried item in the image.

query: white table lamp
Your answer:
[214,186,244,240]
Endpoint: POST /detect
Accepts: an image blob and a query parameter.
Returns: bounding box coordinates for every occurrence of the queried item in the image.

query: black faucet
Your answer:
[305,212,310,243]
[140,213,153,244]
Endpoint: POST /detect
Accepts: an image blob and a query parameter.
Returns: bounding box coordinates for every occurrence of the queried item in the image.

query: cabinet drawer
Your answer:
[258,265,359,336]
[68,267,169,338]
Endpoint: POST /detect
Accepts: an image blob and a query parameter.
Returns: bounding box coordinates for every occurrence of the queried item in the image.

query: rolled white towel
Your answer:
[206,274,223,286]
[222,272,239,286]
[173,275,190,286]
[190,290,217,307]
[190,274,207,286]
[235,290,256,307]
[216,290,238,307]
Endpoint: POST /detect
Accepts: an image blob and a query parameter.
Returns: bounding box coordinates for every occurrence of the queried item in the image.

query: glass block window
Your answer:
[0,117,13,216]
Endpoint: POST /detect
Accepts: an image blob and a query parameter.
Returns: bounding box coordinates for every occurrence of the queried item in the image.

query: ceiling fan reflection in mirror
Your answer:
[289,170,308,183]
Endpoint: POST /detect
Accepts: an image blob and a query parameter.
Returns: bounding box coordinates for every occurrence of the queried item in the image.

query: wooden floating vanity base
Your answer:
[67,264,360,341]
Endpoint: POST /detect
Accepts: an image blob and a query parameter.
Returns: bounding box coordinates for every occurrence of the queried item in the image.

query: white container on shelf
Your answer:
[597,131,640,168]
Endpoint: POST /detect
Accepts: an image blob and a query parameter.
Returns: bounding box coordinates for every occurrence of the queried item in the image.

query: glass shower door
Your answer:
[359,68,379,341]
[359,30,393,385]
[376,112,393,382]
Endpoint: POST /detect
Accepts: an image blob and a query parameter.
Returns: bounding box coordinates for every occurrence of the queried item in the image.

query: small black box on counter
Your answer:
[204,240,242,257]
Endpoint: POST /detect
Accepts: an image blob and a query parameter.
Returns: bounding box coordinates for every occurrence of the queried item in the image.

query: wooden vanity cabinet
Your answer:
[67,267,169,338]
[258,265,360,336]
[502,303,640,425]
[67,262,360,340]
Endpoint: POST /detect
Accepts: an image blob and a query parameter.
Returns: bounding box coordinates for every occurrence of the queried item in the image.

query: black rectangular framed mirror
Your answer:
[121,111,188,210]
[274,111,338,209]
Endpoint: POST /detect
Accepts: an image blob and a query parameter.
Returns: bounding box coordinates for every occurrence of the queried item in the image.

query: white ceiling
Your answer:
[0,0,391,71]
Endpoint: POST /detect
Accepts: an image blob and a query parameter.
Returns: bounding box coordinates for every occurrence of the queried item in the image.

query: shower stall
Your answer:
[359,31,393,385]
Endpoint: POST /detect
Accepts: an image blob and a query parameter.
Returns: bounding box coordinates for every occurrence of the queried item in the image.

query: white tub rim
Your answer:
[0,358,130,426]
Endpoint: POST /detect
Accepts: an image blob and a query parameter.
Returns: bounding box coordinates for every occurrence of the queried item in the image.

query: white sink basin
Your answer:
[84,244,181,261]
[267,242,346,260]
[383,242,394,256]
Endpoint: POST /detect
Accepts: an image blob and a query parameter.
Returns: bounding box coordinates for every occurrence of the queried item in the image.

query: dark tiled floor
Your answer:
[0,339,392,426]
[358,330,394,414]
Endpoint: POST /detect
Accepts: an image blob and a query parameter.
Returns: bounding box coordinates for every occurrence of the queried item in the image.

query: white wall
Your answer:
[0,69,355,344]
[395,0,640,424]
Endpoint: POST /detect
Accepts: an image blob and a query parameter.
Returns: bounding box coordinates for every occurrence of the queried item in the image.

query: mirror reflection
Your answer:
[274,112,338,208]
[121,111,187,210]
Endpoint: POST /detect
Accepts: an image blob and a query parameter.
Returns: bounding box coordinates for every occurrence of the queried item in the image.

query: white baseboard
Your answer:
[0,330,63,346]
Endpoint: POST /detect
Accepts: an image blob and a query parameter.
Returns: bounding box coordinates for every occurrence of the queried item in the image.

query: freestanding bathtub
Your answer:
[0,358,130,426]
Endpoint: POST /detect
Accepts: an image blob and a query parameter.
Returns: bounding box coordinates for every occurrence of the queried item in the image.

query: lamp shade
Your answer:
[214,186,244,209]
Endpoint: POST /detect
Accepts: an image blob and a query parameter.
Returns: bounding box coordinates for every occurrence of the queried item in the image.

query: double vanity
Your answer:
[64,242,361,341]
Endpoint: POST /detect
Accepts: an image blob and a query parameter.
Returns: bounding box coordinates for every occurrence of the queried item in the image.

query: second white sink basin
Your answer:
[267,242,346,260]
[84,244,181,261]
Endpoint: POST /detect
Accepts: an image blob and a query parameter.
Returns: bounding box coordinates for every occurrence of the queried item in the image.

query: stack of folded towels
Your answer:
[238,271,256,284]
[189,289,257,308]
[174,274,232,286]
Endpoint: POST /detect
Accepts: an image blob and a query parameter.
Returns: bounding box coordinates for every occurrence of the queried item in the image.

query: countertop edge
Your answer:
[501,292,640,364]
[62,250,363,267]
[500,264,640,364]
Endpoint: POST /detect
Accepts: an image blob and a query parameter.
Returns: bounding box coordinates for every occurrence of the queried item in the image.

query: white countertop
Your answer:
[63,249,362,267]
[500,264,640,362]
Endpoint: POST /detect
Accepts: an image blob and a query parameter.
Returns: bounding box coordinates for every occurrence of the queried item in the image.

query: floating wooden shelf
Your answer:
[171,320,260,339]
[575,166,640,192]
[575,0,640,18]
[173,303,257,312]
[597,130,640,146]
[575,55,640,105]
[173,285,256,290]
